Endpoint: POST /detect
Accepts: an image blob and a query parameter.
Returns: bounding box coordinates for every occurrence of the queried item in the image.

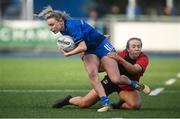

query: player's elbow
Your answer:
[81,45,87,52]
[130,65,142,74]
[78,41,87,52]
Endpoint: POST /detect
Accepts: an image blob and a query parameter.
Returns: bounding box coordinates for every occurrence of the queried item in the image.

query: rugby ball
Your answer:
[57,35,75,51]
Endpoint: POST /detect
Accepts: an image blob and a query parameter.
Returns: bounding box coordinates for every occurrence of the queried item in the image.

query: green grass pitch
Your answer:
[0,57,180,118]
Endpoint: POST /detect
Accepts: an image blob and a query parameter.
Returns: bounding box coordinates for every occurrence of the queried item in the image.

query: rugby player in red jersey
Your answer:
[53,37,150,110]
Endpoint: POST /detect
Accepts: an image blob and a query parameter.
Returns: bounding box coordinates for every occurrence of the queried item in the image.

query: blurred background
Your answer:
[0,0,180,57]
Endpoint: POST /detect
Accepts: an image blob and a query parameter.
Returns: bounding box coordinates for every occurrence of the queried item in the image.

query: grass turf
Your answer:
[0,57,180,118]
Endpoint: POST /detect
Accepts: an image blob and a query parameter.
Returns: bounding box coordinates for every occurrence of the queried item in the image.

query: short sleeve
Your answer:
[136,53,149,73]
[67,20,84,45]
[118,50,127,58]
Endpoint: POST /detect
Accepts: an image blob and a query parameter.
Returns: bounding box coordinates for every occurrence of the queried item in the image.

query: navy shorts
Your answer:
[84,39,116,59]
[101,76,121,95]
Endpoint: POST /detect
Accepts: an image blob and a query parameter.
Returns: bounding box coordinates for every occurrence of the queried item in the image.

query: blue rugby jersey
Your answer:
[61,19,106,51]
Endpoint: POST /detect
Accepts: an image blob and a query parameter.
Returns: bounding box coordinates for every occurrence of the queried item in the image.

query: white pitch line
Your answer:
[0,89,89,93]
[177,72,180,78]
[165,78,176,85]
[1,89,180,94]
[149,88,164,96]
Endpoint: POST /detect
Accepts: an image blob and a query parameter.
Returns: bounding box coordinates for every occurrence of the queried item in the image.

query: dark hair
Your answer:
[38,6,70,21]
[126,37,142,49]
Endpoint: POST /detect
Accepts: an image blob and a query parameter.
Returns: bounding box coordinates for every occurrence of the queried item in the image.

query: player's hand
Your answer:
[104,34,111,39]
[59,48,71,57]
[108,52,121,61]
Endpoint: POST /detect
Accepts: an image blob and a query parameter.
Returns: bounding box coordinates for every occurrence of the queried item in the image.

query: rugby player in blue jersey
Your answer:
[38,6,150,112]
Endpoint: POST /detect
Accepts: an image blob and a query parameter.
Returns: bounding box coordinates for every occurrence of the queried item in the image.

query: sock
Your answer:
[130,80,137,89]
[111,100,125,109]
[100,96,110,105]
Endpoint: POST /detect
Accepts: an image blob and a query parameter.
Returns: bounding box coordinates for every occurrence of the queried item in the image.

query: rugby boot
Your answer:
[97,104,112,112]
[136,83,151,94]
[52,95,72,108]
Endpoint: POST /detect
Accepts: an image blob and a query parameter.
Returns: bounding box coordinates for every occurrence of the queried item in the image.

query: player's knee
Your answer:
[128,102,141,110]
[110,76,121,84]
[88,70,98,81]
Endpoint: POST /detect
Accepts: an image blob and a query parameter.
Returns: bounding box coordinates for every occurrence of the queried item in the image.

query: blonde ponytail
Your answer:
[38,6,53,18]
[38,6,70,20]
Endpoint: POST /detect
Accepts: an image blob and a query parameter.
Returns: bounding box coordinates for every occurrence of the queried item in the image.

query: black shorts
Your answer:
[101,76,121,95]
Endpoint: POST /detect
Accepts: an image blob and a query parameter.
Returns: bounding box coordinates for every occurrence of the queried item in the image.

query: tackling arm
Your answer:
[118,58,142,74]
[108,52,142,74]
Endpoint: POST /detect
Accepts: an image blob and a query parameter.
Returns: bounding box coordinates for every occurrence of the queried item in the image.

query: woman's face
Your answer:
[127,39,142,59]
[47,17,64,34]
